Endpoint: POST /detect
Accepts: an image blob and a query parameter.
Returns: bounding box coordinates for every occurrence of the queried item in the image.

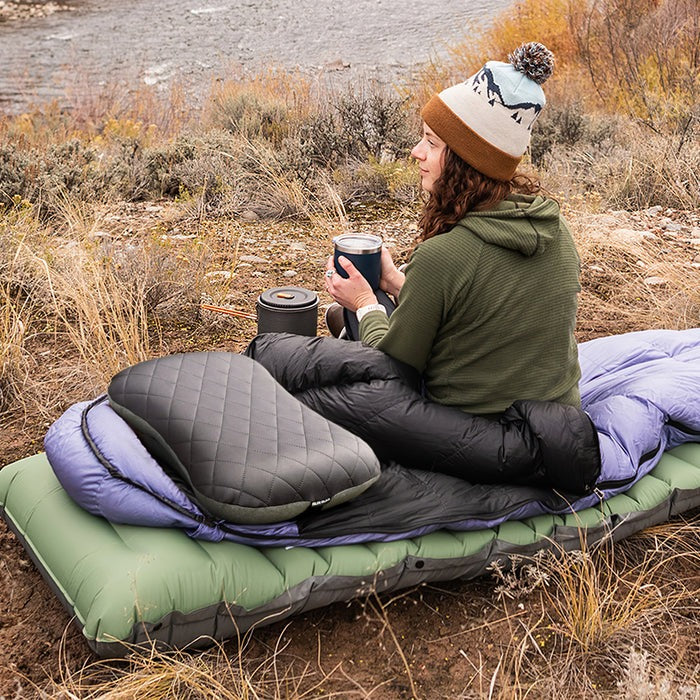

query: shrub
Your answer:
[531,100,622,165]
[573,0,700,133]
[296,87,417,167]
[0,143,33,207]
[0,138,110,218]
[333,89,416,161]
[38,139,104,198]
[136,131,234,200]
[210,89,291,144]
[334,156,419,204]
[205,68,313,145]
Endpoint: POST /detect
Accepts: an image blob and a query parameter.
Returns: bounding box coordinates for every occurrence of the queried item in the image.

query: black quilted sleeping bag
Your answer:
[245,333,601,495]
[108,352,381,524]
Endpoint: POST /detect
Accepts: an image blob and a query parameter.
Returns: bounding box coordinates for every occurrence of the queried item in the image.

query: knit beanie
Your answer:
[421,42,554,181]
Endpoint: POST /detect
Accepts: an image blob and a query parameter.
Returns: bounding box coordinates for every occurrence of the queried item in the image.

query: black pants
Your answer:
[343,290,396,341]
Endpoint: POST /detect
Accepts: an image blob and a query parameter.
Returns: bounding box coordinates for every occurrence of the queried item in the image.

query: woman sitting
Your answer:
[324,42,582,415]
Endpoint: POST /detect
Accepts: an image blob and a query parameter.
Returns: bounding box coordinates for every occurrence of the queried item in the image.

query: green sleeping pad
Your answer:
[1,445,700,657]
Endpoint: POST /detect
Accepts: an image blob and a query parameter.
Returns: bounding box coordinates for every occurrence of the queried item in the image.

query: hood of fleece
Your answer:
[459,194,561,256]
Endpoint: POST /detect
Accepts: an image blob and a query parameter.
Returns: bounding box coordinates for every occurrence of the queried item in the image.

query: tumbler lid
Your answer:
[333,233,382,254]
[258,286,318,310]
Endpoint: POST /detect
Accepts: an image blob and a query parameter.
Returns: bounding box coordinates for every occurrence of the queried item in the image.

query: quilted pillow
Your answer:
[107,352,380,524]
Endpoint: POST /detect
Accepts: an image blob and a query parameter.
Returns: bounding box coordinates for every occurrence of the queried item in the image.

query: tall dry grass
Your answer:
[0,284,29,413]
[568,208,700,338]
[0,198,202,411]
[43,242,154,391]
[0,199,45,417]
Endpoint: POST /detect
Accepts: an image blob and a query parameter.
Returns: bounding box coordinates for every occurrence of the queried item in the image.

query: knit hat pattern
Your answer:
[421,42,554,181]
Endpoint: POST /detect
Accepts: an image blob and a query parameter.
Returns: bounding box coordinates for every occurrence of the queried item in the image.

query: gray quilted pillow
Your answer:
[107,352,380,524]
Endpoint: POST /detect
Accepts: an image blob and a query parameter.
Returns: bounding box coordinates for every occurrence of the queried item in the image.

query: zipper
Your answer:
[593,475,637,492]
[593,442,663,493]
[667,419,700,438]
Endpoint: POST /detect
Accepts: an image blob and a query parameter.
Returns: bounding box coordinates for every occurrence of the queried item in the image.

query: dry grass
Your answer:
[44,242,154,391]
[46,624,385,700]
[19,198,157,392]
[541,123,700,212]
[0,191,354,422]
[2,205,159,408]
[0,202,44,415]
[234,139,324,220]
[0,284,29,413]
[483,518,700,698]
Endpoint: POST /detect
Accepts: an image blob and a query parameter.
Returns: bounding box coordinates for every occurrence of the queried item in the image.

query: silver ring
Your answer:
[325,269,334,278]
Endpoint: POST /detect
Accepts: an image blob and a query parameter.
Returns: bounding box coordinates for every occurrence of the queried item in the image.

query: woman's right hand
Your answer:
[379,246,405,299]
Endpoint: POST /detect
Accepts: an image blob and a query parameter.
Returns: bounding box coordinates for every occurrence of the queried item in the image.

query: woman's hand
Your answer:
[379,246,405,299]
[324,255,377,312]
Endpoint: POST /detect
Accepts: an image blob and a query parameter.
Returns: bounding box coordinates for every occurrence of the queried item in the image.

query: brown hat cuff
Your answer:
[421,95,521,182]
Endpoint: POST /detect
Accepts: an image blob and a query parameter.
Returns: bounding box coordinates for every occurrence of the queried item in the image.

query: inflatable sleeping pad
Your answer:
[1,444,700,657]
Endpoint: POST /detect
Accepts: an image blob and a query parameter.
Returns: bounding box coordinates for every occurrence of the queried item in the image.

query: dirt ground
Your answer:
[0,202,699,698]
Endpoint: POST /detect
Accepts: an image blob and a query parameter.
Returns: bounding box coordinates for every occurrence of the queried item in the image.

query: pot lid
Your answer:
[258,286,319,309]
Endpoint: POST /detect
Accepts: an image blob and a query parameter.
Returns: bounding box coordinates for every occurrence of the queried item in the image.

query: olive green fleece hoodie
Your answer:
[359,194,582,413]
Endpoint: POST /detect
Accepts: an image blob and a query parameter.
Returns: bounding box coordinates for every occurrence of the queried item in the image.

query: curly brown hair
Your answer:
[418,148,542,242]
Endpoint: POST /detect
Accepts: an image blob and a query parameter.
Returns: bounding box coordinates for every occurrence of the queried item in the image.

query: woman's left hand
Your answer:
[324,255,378,312]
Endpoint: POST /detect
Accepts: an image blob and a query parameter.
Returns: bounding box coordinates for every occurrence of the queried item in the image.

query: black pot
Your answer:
[256,287,318,337]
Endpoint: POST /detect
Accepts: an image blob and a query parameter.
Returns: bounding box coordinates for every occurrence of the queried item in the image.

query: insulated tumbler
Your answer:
[333,233,383,290]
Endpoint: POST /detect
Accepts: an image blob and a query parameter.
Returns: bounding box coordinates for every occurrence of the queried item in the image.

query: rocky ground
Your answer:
[0,201,698,697]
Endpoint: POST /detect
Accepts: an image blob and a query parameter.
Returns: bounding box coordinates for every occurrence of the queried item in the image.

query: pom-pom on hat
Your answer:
[421,42,554,181]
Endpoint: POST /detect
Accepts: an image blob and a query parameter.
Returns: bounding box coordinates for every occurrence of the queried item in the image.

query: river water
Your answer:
[0,0,513,112]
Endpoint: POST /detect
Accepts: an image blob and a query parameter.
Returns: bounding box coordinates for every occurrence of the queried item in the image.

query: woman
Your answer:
[324,42,582,415]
